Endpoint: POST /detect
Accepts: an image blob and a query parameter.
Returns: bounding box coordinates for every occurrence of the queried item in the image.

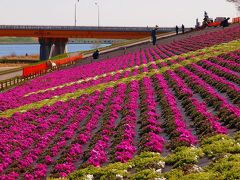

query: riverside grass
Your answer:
[0,40,239,118]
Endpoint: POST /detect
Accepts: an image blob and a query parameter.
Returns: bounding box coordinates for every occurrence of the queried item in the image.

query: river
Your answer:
[0,43,111,57]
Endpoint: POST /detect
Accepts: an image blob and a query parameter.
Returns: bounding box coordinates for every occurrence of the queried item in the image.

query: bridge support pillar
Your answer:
[38,38,68,60]
[39,38,53,60]
[50,38,68,58]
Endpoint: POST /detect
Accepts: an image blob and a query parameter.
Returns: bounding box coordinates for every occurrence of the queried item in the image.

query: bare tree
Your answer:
[227,0,240,11]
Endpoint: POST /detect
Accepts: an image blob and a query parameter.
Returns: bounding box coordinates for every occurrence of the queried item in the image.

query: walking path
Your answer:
[0,67,19,71]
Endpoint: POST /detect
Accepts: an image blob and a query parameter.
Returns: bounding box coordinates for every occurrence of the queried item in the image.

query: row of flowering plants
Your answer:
[175,66,240,130]
[112,80,139,163]
[198,59,240,86]
[152,74,197,149]
[186,63,240,106]
[138,77,164,153]
[82,84,125,167]
[164,70,228,136]
[211,55,240,73]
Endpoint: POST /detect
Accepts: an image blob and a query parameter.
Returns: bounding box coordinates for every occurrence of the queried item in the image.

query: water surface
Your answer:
[0,43,110,57]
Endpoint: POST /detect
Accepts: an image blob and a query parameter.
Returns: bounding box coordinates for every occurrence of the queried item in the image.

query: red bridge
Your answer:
[0,25,175,60]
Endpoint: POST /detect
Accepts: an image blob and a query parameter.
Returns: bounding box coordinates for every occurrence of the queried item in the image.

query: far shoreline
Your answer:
[0,42,38,45]
[0,42,112,45]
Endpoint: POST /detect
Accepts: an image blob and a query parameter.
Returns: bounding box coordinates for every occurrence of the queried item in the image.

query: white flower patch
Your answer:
[85,174,94,180]
[116,174,123,180]
[157,161,165,168]
[68,82,75,86]
[117,70,124,73]
[191,164,203,173]
[156,169,162,174]
[152,69,159,73]
[85,77,92,81]
[77,80,84,84]
[190,145,197,150]
[154,178,166,180]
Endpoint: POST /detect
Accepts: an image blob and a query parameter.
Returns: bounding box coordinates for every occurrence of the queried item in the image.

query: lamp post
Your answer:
[95,2,100,27]
[74,0,79,26]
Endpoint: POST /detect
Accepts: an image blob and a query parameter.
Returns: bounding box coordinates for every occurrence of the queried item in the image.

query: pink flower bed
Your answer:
[0,25,239,179]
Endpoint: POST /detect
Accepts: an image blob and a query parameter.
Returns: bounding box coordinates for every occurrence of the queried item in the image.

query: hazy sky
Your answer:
[0,0,238,27]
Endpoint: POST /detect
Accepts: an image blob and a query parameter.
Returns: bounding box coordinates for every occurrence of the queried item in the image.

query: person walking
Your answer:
[151,25,158,45]
[181,24,185,34]
[175,25,179,35]
[92,49,99,60]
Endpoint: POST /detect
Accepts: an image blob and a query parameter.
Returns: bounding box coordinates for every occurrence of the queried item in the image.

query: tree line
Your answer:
[227,0,240,11]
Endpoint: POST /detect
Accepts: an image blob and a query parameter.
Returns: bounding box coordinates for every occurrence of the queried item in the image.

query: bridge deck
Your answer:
[0,25,175,32]
[0,25,177,39]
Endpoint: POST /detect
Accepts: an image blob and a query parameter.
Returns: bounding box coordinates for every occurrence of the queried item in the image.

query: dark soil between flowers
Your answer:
[197,156,212,168]
[161,156,211,174]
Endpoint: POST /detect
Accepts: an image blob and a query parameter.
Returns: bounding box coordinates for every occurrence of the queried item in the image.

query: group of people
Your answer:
[150,24,185,46]
[175,24,185,35]
[220,17,230,28]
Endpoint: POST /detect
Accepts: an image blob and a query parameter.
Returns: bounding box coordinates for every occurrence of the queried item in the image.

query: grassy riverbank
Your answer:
[0,37,37,44]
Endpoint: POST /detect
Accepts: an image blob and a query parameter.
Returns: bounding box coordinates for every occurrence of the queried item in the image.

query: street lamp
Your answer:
[74,0,79,26]
[95,2,100,27]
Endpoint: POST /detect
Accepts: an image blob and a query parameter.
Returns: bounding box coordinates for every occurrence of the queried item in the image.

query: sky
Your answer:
[0,0,238,28]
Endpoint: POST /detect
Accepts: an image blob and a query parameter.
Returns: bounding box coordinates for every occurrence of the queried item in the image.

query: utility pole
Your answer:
[95,2,100,27]
[74,0,79,26]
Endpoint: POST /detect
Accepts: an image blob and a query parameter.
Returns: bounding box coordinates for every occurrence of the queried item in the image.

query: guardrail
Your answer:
[0,55,83,92]
[0,71,45,92]
[0,25,185,32]
[232,17,240,23]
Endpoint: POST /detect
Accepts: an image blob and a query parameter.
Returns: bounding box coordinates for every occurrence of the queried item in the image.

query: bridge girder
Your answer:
[0,25,176,60]
[0,25,176,39]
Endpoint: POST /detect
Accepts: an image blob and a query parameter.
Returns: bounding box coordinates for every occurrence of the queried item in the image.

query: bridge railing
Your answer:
[0,25,180,32]
[0,73,44,92]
